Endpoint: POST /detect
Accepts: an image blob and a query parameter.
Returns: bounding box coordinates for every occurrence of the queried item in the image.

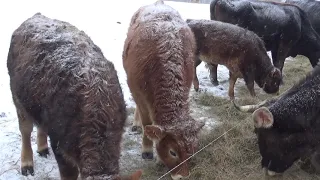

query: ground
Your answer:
[0,0,318,180]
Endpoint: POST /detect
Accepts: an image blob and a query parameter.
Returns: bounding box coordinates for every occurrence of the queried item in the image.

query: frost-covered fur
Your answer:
[7,13,141,180]
[123,1,204,179]
[187,19,282,99]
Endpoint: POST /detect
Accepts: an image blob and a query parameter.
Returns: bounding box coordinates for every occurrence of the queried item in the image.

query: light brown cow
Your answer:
[123,1,205,179]
[187,19,282,100]
[7,13,142,180]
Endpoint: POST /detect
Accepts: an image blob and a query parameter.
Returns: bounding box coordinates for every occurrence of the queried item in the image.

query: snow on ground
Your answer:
[0,0,279,179]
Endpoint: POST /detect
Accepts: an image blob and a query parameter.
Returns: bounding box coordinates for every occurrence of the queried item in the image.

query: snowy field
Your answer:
[0,0,277,179]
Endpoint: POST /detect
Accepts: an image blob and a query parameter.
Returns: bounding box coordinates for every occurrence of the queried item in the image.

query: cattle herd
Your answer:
[5,0,320,179]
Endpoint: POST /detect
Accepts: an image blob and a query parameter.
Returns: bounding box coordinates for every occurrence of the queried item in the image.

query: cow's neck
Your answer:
[78,118,121,177]
[298,26,320,66]
[154,101,190,126]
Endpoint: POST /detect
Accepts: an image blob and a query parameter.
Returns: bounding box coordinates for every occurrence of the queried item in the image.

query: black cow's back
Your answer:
[286,0,320,34]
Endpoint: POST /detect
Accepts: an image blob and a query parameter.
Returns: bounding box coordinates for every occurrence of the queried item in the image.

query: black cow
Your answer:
[285,0,320,34]
[232,64,320,175]
[204,0,320,86]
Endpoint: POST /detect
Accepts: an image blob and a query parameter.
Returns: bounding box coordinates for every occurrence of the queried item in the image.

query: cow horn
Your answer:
[232,99,269,113]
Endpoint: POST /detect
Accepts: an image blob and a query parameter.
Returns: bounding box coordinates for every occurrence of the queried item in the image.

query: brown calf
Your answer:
[187,19,282,100]
[7,13,142,180]
[123,1,204,179]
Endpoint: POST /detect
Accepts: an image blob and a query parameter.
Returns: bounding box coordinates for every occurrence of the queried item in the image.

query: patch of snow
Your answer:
[0,0,294,179]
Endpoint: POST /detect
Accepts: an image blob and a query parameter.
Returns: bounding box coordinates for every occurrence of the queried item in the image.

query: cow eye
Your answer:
[169,150,177,157]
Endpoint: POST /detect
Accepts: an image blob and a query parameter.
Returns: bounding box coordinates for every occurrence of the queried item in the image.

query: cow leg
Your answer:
[310,57,319,68]
[271,45,278,67]
[193,57,202,92]
[139,104,154,160]
[18,110,34,176]
[51,141,79,180]
[311,151,320,173]
[207,63,219,86]
[306,54,320,68]
[245,80,256,98]
[131,107,142,133]
[36,127,49,157]
[243,69,256,97]
[275,42,292,84]
[228,71,237,100]
[271,46,285,85]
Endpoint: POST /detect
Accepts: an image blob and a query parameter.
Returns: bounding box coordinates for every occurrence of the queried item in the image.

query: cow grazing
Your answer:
[232,64,320,176]
[208,0,320,85]
[285,0,320,34]
[123,1,205,179]
[187,19,282,99]
[7,13,142,180]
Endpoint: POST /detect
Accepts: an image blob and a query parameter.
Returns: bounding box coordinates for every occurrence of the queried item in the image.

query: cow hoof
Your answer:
[142,152,153,160]
[131,126,142,133]
[211,80,219,86]
[21,166,34,176]
[37,148,49,158]
[194,87,199,92]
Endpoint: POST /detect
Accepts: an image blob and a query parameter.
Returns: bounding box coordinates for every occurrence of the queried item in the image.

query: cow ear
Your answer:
[252,107,274,128]
[144,125,166,141]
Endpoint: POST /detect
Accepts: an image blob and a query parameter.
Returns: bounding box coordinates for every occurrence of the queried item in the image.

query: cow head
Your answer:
[144,120,205,179]
[263,68,282,94]
[252,107,302,175]
[233,101,313,176]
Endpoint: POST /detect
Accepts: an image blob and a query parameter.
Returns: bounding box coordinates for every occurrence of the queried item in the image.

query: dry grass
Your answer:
[184,56,319,180]
[135,56,320,180]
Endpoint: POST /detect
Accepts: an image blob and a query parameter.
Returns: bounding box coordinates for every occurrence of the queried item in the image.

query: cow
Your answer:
[206,0,320,86]
[7,13,142,180]
[232,64,320,176]
[122,1,205,179]
[285,0,320,34]
[187,19,282,99]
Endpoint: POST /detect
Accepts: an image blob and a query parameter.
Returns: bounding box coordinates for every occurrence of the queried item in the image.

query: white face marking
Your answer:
[267,170,280,176]
[267,170,276,176]
[171,174,184,180]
